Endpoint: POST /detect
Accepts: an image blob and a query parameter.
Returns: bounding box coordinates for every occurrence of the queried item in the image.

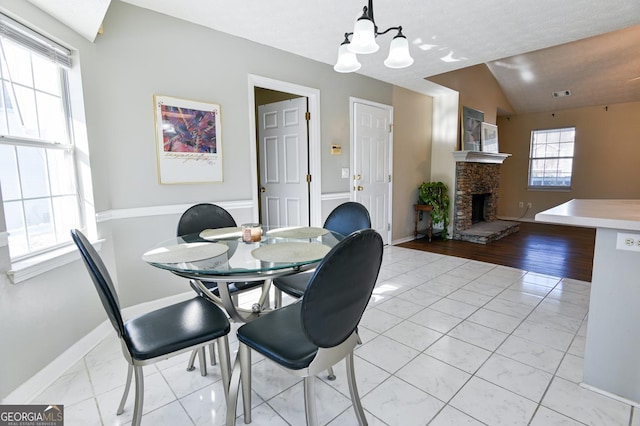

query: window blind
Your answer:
[0,12,71,67]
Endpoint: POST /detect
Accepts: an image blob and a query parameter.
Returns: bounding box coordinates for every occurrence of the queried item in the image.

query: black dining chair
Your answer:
[177,203,266,300]
[177,203,266,374]
[70,229,231,426]
[272,201,371,305]
[226,229,383,426]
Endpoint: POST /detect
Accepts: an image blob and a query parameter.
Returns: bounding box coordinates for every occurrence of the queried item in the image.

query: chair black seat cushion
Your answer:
[124,297,230,361]
[237,302,317,370]
[272,271,310,299]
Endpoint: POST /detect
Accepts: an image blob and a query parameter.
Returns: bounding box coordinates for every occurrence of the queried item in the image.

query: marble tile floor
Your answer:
[32,245,639,425]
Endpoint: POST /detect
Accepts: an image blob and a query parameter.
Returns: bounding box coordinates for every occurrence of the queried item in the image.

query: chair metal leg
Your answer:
[326,366,336,381]
[188,345,216,372]
[186,349,198,372]
[346,352,367,426]
[303,376,319,426]
[198,346,207,376]
[225,355,242,426]
[258,279,272,309]
[210,342,217,366]
[217,335,231,401]
[239,343,252,424]
[274,287,282,309]
[131,365,144,426]
[117,364,133,415]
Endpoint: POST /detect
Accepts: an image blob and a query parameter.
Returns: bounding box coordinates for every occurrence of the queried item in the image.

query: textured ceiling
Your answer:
[24,0,640,113]
[486,25,640,114]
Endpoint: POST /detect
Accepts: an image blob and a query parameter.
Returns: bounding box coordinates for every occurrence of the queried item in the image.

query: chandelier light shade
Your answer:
[384,31,414,68]
[349,15,379,54]
[335,0,413,73]
[334,39,362,73]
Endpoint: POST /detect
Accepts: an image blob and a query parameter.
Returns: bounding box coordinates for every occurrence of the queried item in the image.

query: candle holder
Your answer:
[241,223,262,243]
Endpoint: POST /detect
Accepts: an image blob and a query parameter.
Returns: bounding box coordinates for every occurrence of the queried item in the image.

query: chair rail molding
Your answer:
[95,200,254,223]
[321,192,351,201]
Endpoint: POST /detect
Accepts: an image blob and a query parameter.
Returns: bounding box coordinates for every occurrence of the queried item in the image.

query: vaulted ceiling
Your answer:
[25,0,640,114]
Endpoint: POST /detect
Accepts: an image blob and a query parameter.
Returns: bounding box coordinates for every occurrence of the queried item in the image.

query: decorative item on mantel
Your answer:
[480,122,498,153]
[418,181,450,240]
[461,106,483,151]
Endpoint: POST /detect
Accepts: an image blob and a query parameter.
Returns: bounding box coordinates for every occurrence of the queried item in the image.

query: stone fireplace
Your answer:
[452,151,518,244]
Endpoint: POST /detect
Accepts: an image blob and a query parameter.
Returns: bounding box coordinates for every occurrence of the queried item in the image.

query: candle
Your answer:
[241,223,262,243]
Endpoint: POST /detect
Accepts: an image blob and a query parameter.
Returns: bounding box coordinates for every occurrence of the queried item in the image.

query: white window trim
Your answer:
[7,239,103,284]
[527,127,575,190]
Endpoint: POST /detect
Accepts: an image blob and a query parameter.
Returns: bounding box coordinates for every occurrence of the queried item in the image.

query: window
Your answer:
[528,127,575,189]
[0,14,80,259]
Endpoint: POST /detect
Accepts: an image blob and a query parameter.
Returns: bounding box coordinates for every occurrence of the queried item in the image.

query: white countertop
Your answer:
[535,199,640,231]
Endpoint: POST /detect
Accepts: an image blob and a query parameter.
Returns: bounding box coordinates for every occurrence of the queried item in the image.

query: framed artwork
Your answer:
[154,95,223,184]
[481,122,499,153]
[461,106,484,151]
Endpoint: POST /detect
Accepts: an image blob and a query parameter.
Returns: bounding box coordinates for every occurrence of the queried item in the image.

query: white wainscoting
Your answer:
[320,192,351,221]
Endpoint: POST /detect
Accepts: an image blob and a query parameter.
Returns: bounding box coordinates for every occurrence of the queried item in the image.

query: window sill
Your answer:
[527,187,572,192]
[7,239,104,284]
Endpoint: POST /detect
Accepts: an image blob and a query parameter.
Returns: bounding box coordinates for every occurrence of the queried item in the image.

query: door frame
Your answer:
[349,96,393,244]
[248,74,322,226]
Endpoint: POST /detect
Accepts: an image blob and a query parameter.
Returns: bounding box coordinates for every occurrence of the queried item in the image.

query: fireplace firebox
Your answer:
[471,193,490,224]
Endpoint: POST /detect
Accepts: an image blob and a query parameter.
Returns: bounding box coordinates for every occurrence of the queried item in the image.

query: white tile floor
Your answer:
[33,246,639,425]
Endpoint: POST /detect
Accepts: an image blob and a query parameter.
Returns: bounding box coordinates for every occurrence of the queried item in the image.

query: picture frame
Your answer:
[154,95,223,184]
[461,106,484,151]
[481,122,499,153]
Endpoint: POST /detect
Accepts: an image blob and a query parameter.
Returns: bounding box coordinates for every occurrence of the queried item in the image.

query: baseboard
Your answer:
[2,320,111,404]
[497,216,535,222]
[2,290,194,404]
[579,382,640,408]
[391,235,416,245]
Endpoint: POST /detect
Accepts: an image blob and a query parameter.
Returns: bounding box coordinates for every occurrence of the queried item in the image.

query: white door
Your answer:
[258,97,309,227]
[352,101,392,244]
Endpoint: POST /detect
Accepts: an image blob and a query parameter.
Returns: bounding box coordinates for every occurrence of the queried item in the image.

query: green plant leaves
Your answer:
[418,181,450,239]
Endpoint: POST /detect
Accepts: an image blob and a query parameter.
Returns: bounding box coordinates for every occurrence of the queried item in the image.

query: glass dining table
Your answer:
[142,225,344,322]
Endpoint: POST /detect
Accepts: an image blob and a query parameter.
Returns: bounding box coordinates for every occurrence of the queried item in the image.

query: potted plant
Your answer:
[418,181,450,239]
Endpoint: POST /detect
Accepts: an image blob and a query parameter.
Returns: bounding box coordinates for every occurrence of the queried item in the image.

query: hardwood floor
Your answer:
[397,221,595,282]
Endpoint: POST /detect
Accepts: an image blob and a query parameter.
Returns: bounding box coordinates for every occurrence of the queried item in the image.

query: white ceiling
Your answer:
[25,0,640,114]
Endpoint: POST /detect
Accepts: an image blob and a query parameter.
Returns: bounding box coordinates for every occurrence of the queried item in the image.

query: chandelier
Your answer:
[334,0,414,73]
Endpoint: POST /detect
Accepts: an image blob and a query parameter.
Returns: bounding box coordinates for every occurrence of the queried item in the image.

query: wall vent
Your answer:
[552,90,572,98]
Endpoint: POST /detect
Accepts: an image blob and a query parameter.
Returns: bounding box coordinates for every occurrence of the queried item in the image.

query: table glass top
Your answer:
[143,226,343,276]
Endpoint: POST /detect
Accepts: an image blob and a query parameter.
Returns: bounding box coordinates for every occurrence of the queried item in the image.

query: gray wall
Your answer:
[0,0,412,400]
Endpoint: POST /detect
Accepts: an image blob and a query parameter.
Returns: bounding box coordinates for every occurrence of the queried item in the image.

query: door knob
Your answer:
[357,185,364,191]
[260,187,266,193]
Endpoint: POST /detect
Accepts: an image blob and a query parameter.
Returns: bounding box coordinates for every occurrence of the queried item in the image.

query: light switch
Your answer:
[341,168,349,179]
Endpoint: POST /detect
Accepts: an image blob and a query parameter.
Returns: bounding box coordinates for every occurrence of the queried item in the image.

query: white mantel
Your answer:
[452,151,511,164]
